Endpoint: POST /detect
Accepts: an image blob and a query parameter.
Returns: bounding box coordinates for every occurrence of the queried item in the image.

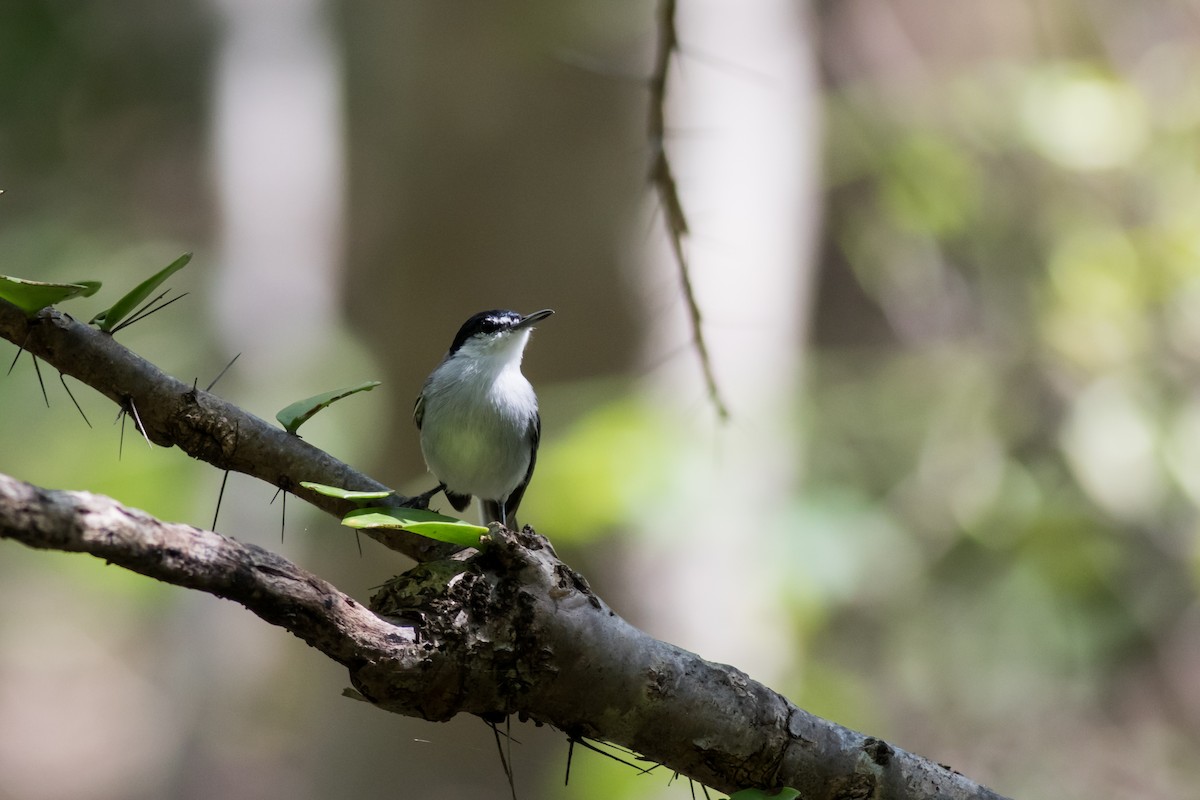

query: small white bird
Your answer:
[414,308,553,527]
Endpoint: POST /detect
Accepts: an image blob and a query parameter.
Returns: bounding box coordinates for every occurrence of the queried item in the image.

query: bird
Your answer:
[414,308,554,527]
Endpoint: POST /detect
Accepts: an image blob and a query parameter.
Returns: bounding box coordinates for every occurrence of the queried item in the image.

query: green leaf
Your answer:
[728,790,801,800]
[341,506,489,547]
[91,251,191,331]
[276,381,382,434]
[302,484,483,547]
[299,481,393,502]
[0,275,101,316]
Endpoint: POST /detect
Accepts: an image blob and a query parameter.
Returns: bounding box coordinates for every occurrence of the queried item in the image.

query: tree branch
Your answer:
[0,473,402,665]
[0,466,1008,798]
[0,296,1008,797]
[0,299,444,561]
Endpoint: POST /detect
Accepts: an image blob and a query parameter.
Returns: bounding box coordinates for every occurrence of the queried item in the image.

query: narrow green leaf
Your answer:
[276,381,382,434]
[299,481,393,502]
[91,252,191,331]
[0,276,102,316]
[342,506,489,547]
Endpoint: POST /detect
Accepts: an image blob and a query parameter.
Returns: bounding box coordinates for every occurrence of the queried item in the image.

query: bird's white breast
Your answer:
[419,337,538,502]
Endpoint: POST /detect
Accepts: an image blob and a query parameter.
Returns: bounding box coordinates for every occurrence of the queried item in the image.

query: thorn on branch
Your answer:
[270,485,288,542]
[115,407,126,460]
[6,329,31,376]
[206,352,241,393]
[110,290,189,335]
[4,329,54,411]
[30,353,48,407]
[213,469,231,532]
[59,372,92,428]
[488,717,518,800]
[127,397,152,449]
[566,733,657,776]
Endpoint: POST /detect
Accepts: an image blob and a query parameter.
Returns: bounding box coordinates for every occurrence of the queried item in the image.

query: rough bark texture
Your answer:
[0,298,1010,799]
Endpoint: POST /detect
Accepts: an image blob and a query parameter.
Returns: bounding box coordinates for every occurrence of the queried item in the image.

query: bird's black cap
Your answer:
[447,309,553,356]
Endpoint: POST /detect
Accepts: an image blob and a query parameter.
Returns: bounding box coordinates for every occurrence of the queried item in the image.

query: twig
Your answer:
[649,0,730,420]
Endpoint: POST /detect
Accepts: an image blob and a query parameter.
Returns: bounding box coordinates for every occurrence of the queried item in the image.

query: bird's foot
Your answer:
[400,483,445,510]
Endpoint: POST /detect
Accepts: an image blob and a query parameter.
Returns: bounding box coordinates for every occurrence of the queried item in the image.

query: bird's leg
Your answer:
[481,499,505,528]
[401,483,445,510]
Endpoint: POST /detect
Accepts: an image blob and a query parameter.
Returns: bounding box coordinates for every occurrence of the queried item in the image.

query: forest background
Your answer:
[1,2,1198,798]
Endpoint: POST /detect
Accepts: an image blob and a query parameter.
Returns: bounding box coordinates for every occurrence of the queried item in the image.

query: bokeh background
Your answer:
[2,1,1200,798]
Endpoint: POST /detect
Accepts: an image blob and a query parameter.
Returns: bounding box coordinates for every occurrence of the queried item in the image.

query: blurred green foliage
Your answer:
[529,396,680,538]
[802,10,1200,794]
[542,10,1200,796]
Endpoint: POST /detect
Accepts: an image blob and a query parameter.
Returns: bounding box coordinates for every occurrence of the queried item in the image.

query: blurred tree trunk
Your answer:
[332,4,653,795]
[338,1,647,484]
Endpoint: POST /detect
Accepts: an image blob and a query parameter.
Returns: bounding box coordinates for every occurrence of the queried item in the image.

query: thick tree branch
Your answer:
[0,473,402,665]
[0,298,444,561]
[1,296,1008,797]
[0,471,1008,800]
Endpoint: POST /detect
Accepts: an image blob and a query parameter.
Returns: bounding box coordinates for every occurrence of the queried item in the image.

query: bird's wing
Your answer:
[415,387,469,510]
[503,411,541,525]
[446,490,473,512]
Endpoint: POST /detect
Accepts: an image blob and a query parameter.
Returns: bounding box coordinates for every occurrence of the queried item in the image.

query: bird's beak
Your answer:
[515,309,555,329]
